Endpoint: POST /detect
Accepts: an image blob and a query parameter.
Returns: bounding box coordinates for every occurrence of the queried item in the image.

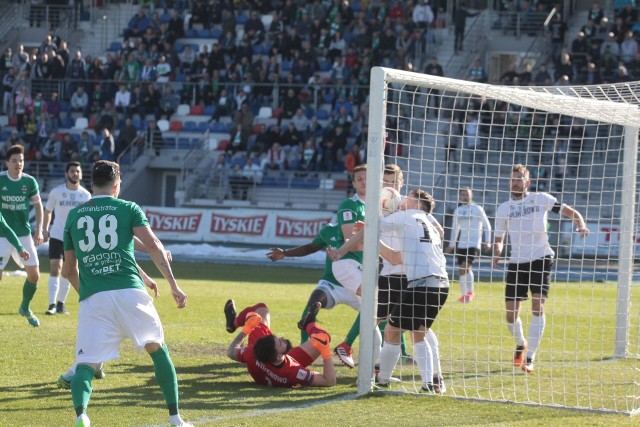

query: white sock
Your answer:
[169,414,184,426]
[527,314,546,360]
[63,363,77,378]
[378,343,401,382]
[459,273,467,295]
[58,277,71,303]
[467,270,474,294]
[507,318,526,346]
[413,339,433,386]
[373,326,382,366]
[48,276,60,305]
[426,330,441,376]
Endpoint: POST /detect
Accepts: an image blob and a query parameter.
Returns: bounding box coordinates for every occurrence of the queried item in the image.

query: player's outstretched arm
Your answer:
[134,225,186,308]
[380,240,402,265]
[327,227,365,261]
[0,214,28,258]
[267,242,322,261]
[560,205,590,238]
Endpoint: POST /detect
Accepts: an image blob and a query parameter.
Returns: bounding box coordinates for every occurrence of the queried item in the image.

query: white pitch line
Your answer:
[142,393,359,427]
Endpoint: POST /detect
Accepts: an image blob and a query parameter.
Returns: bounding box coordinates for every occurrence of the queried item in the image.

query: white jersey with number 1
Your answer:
[46,184,91,241]
[380,209,448,282]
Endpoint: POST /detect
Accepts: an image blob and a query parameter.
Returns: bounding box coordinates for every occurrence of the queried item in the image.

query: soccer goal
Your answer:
[357,66,640,415]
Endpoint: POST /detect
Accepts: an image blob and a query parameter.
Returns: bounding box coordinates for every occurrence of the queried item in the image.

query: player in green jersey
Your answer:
[63,160,192,427]
[0,145,44,327]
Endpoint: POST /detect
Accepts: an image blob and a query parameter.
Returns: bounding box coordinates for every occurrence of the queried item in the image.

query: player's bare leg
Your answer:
[506,299,527,367]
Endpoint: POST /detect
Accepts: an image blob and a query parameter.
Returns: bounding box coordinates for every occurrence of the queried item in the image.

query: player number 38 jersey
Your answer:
[63,195,148,301]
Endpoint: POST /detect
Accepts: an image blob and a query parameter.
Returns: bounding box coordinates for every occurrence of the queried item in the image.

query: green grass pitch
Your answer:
[0,257,638,426]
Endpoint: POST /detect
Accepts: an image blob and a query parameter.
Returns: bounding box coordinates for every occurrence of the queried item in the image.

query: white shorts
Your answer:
[331,259,362,295]
[0,235,39,269]
[316,279,361,311]
[75,288,164,364]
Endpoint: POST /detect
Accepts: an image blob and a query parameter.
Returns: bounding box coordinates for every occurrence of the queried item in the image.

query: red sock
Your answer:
[234,303,267,328]
[305,322,329,338]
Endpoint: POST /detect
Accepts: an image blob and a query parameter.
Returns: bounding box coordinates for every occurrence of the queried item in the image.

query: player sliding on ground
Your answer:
[493,164,590,374]
[225,300,336,387]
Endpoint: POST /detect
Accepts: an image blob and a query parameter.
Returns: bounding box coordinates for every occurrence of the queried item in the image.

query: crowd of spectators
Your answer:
[1,0,638,185]
[0,0,450,175]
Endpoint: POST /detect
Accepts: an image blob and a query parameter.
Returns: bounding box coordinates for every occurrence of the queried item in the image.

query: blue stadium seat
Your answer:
[316,109,329,120]
[318,60,332,72]
[210,121,226,133]
[107,41,123,52]
[178,138,191,149]
[160,12,171,23]
[211,27,223,39]
[281,60,293,72]
[183,121,198,132]
[132,117,142,130]
[204,105,216,116]
[197,121,209,132]
[186,28,198,38]
[197,28,211,38]
[235,15,248,25]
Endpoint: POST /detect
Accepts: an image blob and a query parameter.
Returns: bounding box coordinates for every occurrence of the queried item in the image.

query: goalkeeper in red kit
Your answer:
[225,300,337,387]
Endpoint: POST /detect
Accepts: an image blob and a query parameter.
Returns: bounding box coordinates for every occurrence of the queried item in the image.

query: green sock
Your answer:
[150,343,179,415]
[20,280,37,312]
[344,313,360,347]
[400,333,408,357]
[71,364,94,417]
[378,321,386,342]
[299,306,310,343]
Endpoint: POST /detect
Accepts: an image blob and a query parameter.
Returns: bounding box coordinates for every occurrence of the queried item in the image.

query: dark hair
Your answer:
[253,335,278,363]
[66,161,81,173]
[410,188,435,213]
[92,160,120,189]
[6,144,24,159]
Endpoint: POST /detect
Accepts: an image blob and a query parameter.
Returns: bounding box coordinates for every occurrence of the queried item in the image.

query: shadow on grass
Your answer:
[138,261,317,285]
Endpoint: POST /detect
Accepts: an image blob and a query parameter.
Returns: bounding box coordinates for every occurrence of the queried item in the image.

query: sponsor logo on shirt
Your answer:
[296,369,307,380]
[342,211,353,221]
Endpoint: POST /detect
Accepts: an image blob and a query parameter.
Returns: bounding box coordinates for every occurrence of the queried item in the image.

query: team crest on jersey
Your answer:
[20,185,27,194]
[296,369,307,380]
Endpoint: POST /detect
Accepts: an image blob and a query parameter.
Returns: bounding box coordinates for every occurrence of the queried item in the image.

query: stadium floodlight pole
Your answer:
[614,125,638,358]
[357,66,386,395]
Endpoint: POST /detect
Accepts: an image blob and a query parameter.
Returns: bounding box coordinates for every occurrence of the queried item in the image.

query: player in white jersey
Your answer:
[329,189,450,393]
[493,164,589,374]
[445,187,491,303]
[43,162,91,315]
[378,164,444,376]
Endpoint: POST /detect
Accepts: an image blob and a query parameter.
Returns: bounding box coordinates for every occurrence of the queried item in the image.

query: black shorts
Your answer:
[389,286,449,331]
[456,247,480,265]
[505,257,554,301]
[377,274,407,319]
[49,238,64,260]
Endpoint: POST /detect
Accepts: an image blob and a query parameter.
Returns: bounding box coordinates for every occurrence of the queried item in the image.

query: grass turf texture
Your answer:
[0,257,638,426]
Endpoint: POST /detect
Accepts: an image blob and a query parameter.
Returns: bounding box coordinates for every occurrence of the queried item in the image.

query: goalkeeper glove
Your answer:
[310,332,332,359]
[241,312,262,335]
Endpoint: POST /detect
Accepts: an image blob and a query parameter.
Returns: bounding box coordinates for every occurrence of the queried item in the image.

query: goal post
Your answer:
[357,66,640,414]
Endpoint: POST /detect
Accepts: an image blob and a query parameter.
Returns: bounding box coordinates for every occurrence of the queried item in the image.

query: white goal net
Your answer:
[357,66,640,415]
